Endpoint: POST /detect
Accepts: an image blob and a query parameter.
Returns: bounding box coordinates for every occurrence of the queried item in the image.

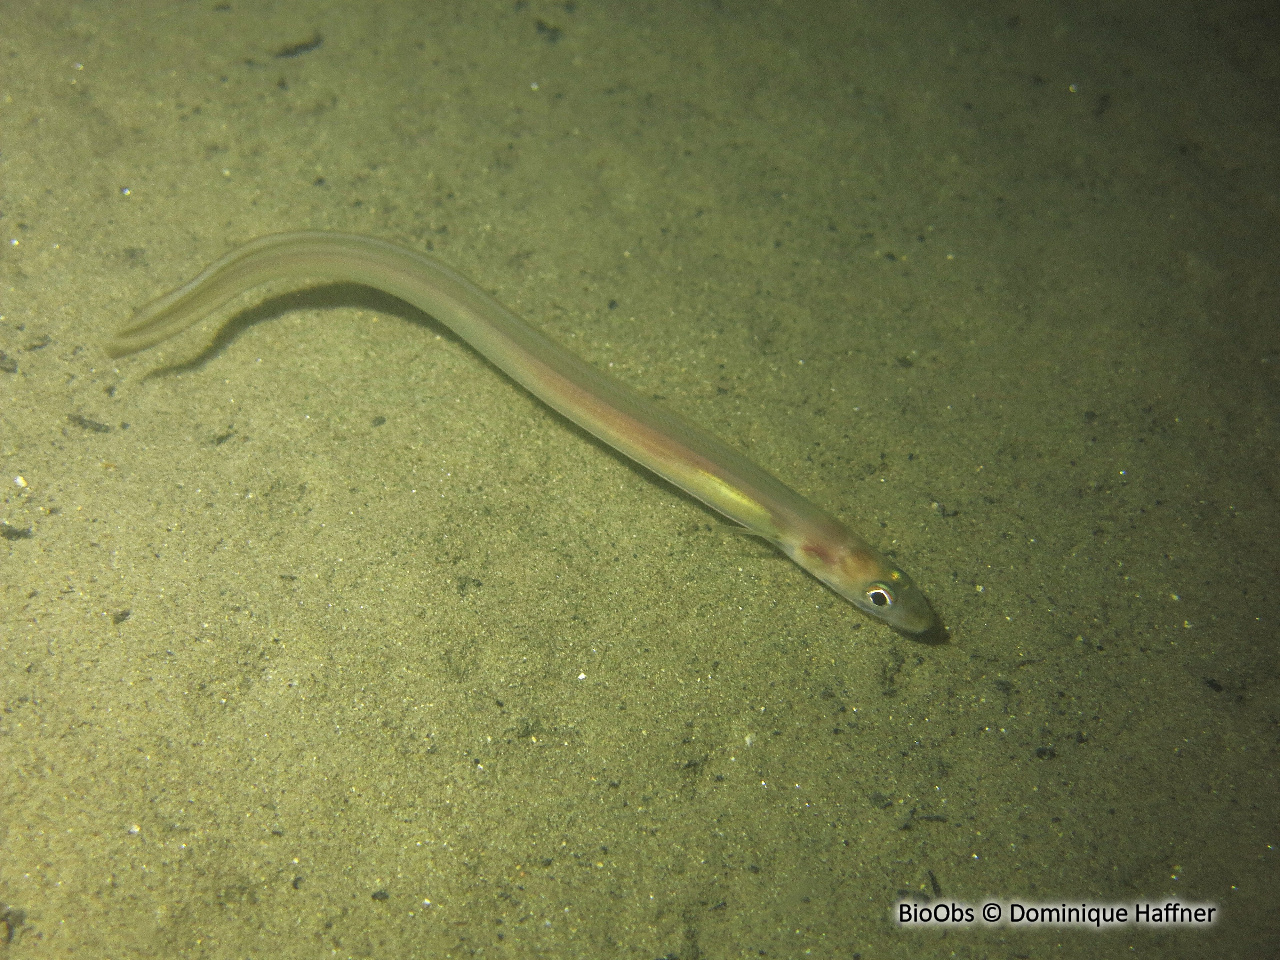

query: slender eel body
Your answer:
[108,232,937,634]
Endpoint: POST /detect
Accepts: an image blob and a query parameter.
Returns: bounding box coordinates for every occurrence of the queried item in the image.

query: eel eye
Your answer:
[866,583,895,608]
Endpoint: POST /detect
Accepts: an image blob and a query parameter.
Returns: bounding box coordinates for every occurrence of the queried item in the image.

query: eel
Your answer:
[108,232,938,634]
